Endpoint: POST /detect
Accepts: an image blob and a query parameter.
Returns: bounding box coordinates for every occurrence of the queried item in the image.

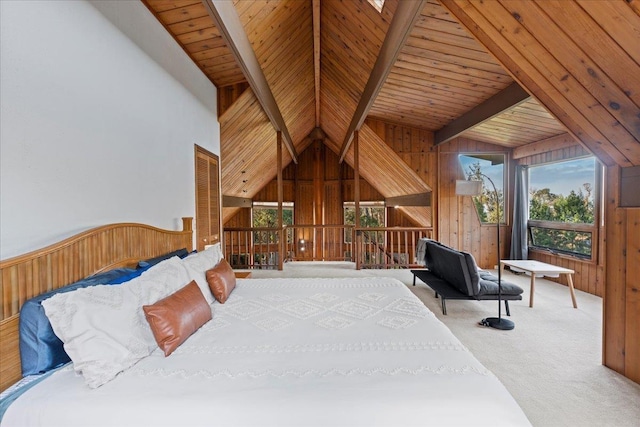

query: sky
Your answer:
[459,154,597,200]
[458,154,505,193]
[528,157,596,198]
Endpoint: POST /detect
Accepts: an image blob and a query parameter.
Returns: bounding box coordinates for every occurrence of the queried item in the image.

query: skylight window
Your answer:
[367,0,386,13]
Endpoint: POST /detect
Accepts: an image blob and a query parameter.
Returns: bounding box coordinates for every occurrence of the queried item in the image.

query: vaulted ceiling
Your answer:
[143,0,640,224]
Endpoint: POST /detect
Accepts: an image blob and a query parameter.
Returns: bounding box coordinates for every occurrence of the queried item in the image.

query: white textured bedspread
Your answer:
[3,277,530,426]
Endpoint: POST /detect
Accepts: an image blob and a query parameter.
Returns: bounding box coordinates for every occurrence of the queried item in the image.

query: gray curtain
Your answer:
[509,165,529,260]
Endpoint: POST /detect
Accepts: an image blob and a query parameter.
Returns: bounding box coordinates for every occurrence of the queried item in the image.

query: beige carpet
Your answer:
[250,261,640,427]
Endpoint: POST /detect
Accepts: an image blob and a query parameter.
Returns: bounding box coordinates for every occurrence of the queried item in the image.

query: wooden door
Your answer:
[195,145,221,251]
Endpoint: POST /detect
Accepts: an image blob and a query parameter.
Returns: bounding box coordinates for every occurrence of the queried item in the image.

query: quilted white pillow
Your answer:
[42,256,190,388]
[181,244,223,305]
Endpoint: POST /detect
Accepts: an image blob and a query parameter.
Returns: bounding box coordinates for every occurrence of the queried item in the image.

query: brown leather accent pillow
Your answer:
[143,280,212,356]
[205,258,236,304]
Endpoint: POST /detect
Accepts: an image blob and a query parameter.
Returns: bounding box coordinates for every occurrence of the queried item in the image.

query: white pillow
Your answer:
[181,244,223,305]
[203,243,223,266]
[42,256,190,388]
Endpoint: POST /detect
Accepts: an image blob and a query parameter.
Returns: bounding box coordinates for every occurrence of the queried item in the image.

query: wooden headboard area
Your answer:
[0,218,194,391]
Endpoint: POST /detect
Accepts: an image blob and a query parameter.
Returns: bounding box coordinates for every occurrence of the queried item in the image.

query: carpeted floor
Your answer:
[250,261,640,427]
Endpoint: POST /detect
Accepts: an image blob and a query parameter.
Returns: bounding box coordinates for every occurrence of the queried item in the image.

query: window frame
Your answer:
[458,153,508,225]
[343,201,386,243]
[251,202,294,245]
[525,156,602,263]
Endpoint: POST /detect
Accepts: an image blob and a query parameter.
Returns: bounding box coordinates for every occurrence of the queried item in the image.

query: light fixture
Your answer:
[298,239,306,252]
[456,176,514,331]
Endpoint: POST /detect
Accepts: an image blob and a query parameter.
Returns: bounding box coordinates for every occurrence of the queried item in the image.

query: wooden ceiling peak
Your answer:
[202,0,299,163]
[313,0,321,127]
[144,0,640,175]
[338,0,427,163]
[308,127,327,141]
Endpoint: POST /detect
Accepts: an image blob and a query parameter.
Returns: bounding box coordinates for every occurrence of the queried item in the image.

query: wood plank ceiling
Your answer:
[143,0,640,223]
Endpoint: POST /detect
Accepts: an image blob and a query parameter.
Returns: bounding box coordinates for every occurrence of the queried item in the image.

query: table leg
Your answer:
[566,274,578,308]
[529,274,536,308]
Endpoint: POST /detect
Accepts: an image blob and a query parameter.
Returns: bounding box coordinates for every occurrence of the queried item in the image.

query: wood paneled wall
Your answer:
[365,118,437,226]
[516,141,605,297]
[438,137,514,270]
[604,166,640,384]
[226,143,385,230]
[514,136,640,382]
[218,82,249,117]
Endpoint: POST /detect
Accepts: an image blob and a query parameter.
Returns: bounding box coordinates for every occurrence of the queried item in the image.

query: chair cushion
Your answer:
[477,272,524,297]
[461,252,481,296]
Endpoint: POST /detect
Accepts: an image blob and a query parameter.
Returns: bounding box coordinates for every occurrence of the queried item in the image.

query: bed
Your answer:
[0,221,530,426]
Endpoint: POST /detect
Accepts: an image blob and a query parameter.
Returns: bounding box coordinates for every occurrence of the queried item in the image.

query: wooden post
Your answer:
[313,140,324,259]
[354,131,361,269]
[277,131,284,271]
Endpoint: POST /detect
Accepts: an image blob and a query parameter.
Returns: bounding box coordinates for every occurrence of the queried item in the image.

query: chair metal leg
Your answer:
[505,300,511,316]
[442,298,447,315]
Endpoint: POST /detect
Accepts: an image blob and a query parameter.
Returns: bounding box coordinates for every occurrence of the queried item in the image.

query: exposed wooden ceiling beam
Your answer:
[203,0,298,164]
[434,82,531,146]
[339,0,427,163]
[385,192,432,207]
[222,195,252,208]
[313,0,321,127]
[513,133,577,159]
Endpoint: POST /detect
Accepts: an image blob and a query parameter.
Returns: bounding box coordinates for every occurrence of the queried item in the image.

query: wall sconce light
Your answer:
[298,239,306,252]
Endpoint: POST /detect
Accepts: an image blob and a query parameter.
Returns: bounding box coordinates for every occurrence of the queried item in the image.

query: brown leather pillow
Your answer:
[205,258,236,304]
[143,280,212,356]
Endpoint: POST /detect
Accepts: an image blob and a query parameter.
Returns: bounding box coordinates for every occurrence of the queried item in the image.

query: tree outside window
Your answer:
[343,202,385,243]
[528,157,597,258]
[252,202,293,244]
[458,154,506,224]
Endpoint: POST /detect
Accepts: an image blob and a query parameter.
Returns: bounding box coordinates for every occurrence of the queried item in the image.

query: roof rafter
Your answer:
[313,0,321,127]
[434,82,531,146]
[203,0,298,163]
[338,0,427,163]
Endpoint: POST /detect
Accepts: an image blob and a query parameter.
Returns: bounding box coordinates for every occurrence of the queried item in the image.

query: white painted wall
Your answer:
[0,0,219,259]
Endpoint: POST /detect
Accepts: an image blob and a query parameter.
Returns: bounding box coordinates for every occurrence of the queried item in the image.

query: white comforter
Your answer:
[3,277,530,426]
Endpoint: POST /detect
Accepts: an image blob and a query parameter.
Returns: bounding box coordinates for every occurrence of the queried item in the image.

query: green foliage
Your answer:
[252,208,293,228]
[529,184,594,224]
[465,161,504,224]
[344,205,385,243]
[528,183,594,257]
[343,206,385,227]
[252,208,293,244]
[530,228,592,257]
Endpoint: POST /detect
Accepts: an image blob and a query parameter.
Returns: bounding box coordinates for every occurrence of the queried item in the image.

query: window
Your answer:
[458,154,506,224]
[343,201,385,243]
[527,157,598,259]
[252,202,293,244]
[367,0,385,13]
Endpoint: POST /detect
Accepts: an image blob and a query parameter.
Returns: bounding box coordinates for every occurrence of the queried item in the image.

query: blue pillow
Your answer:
[19,267,143,376]
[137,248,189,269]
